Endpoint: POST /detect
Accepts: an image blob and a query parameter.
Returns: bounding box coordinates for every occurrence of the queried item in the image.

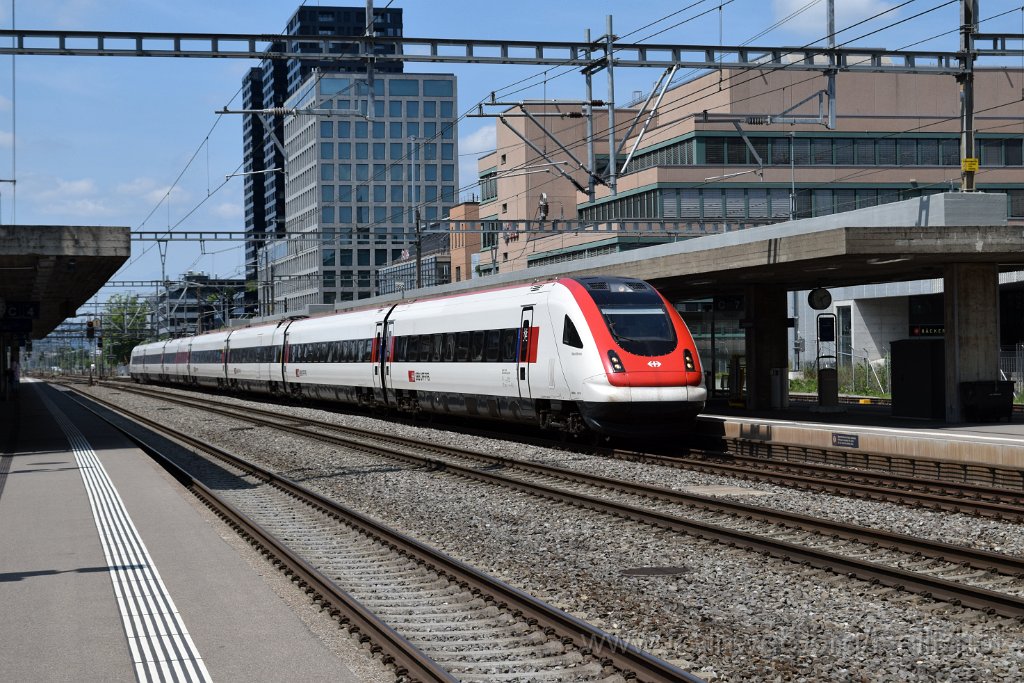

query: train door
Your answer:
[517,307,534,399]
[277,320,294,390]
[256,333,265,381]
[372,321,386,402]
[382,319,395,401]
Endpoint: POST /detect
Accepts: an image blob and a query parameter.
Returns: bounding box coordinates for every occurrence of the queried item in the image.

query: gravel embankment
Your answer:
[92,385,1024,682]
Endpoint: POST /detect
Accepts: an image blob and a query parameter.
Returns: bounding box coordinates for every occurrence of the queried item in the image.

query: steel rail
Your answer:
[101,381,1024,521]
[62,390,458,683]
[68,384,699,683]
[93,382,1024,620]
[612,446,1024,521]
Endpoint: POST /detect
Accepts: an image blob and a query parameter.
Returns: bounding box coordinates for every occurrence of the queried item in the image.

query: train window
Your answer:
[431,334,443,362]
[484,330,501,361]
[500,329,518,362]
[470,330,485,362]
[339,339,349,362]
[392,337,404,362]
[600,305,677,356]
[443,333,456,362]
[455,332,470,361]
[419,335,433,361]
[562,316,584,349]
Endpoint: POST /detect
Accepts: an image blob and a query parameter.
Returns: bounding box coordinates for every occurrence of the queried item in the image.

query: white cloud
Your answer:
[460,126,497,156]
[34,177,98,201]
[210,201,241,222]
[0,131,13,148]
[771,0,896,40]
[115,178,191,208]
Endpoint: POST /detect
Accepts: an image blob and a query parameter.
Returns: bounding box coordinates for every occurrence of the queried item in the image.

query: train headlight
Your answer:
[607,350,626,373]
[684,349,696,371]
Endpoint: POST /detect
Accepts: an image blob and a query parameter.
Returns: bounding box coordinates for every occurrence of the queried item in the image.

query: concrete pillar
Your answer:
[744,285,790,410]
[944,263,1000,422]
[1,337,8,400]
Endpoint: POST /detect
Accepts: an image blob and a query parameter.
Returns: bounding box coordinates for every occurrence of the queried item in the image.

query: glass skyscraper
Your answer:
[241,5,403,312]
[264,72,458,311]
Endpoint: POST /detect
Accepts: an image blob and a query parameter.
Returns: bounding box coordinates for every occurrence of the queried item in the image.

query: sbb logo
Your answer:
[647,360,662,367]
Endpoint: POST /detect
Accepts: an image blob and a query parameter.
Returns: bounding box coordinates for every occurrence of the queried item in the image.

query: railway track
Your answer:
[64,384,696,683]
[609,446,1024,521]
[83,382,1024,621]
[99,381,1024,520]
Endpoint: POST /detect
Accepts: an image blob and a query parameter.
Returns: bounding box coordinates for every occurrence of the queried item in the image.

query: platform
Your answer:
[701,398,1024,470]
[0,380,365,682]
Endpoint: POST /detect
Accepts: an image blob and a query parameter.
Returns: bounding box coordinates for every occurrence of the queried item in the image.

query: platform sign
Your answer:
[0,319,32,333]
[1,301,40,319]
[831,433,860,449]
[713,295,744,312]
[961,157,979,172]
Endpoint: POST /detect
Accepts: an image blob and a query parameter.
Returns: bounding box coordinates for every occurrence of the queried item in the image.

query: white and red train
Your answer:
[130,276,706,435]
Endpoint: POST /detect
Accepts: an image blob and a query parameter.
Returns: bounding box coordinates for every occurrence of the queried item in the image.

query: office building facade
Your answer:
[242,5,403,310]
[263,71,458,311]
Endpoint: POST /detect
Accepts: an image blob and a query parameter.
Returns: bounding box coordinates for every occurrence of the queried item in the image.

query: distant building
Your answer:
[242,5,404,312]
[471,68,1024,377]
[262,70,459,311]
[475,68,1024,276]
[447,200,481,283]
[150,272,245,338]
[376,232,451,295]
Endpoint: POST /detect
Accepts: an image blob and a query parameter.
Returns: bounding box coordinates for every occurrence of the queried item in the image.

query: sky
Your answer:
[0,0,1020,310]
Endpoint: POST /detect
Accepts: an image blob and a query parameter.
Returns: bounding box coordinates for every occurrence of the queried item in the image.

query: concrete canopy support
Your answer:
[744,285,789,410]
[944,263,1000,422]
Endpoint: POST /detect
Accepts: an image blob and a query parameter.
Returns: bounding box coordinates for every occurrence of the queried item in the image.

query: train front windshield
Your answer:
[600,305,677,356]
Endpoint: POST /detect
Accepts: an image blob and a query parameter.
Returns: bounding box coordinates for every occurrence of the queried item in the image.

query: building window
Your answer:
[705,137,726,164]
[1005,140,1023,166]
[979,139,1002,166]
[898,139,917,166]
[423,80,453,97]
[854,139,875,165]
[389,79,419,96]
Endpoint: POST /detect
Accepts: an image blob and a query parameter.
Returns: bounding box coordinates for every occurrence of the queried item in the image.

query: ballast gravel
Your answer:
[91,385,1024,682]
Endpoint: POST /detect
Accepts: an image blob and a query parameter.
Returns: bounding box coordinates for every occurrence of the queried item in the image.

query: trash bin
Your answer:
[959,381,1014,422]
[770,367,789,409]
[818,367,839,408]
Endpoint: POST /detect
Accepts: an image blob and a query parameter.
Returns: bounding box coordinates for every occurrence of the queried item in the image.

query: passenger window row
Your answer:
[289,338,373,364]
[191,349,224,364]
[229,346,282,364]
[392,328,520,363]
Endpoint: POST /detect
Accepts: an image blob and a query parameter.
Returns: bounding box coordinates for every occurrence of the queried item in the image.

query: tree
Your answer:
[103,294,152,366]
